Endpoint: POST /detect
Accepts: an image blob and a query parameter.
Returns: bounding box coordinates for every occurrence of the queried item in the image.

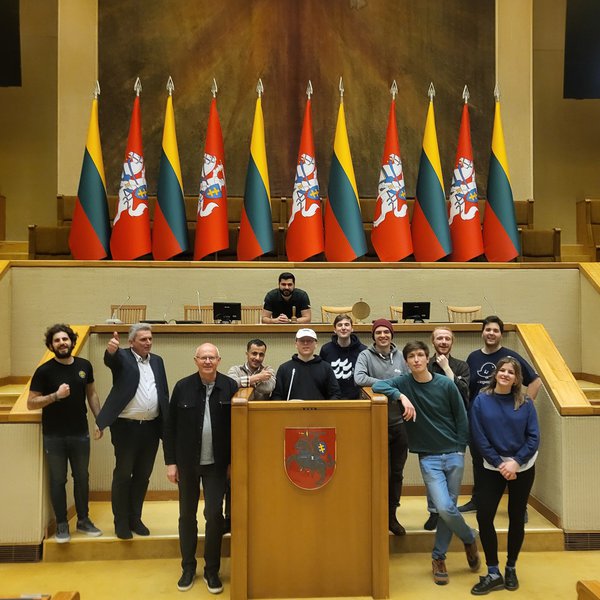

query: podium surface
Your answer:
[231,398,389,600]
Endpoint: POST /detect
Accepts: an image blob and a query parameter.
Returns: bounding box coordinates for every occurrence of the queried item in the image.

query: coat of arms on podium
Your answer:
[284,427,336,490]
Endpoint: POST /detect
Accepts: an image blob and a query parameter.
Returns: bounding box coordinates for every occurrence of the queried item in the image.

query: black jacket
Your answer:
[96,348,169,431]
[163,371,238,469]
[271,355,342,400]
[319,333,367,399]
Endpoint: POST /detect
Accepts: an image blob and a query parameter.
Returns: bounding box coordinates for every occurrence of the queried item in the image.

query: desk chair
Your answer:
[110,304,147,323]
[389,306,403,321]
[183,305,214,323]
[447,305,482,323]
[321,306,354,323]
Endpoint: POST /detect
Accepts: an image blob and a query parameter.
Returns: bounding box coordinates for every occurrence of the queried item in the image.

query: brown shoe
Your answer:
[464,540,481,571]
[432,558,449,585]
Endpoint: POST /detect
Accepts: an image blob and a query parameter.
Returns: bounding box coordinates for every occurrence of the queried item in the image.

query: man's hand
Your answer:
[252,371,271,385]
[435,354,454,378]
[167,464,179,484]
[399,393,416,422]
[56,383,71,400]
[93,425,103,440]
[275,314,290,323]
[107,331,120,355]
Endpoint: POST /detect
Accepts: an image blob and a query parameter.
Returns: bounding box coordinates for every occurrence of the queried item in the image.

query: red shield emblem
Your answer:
[284,427,336,490]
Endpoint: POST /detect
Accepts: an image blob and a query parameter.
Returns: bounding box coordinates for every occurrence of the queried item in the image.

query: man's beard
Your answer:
[281,289,292,297]
[54,347,73,359]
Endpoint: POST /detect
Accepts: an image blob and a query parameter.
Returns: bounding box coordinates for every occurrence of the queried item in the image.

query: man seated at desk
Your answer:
[272,328,341,400]
[261,271,311,324]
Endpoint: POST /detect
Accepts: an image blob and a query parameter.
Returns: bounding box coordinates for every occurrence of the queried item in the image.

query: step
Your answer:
[576,379,600,401]
[42,496,564,562]
[0,240,28,260]
[562,244,593,262]
[0,384,25,412]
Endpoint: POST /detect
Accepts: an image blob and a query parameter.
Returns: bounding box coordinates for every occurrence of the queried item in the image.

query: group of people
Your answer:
[28,270,541,596]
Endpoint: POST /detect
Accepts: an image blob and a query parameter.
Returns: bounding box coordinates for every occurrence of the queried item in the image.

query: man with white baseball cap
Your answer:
[271,328,341,400]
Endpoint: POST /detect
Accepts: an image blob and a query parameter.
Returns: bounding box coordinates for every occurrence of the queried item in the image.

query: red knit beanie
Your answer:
[371,318,394,339]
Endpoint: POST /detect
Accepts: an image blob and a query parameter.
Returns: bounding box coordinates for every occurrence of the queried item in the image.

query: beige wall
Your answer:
[0,264,11,378]
[533,0,600,243]
[580,274,600,376]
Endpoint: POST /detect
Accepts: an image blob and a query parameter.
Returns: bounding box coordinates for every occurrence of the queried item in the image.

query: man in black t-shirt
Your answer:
[261,271,311,323]
[28,324,103,543]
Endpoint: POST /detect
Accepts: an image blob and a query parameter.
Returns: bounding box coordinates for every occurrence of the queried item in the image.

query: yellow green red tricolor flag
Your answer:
[238,93,274,260]
[153,86,189,260]
[412,94,452,262]
[483,98,520,261]
[324,99,366,262]
[69,94,111,260]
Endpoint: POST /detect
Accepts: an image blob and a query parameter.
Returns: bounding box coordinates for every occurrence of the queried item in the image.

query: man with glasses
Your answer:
[163,343,238,595]
[271,328,341,400]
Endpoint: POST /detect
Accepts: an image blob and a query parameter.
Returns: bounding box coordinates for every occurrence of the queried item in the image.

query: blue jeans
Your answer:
[43,433,91,523]
[419,452,476,560]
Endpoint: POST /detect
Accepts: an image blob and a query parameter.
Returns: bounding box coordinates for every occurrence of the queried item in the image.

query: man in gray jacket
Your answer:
[354,318,409,535]
[227,338,275,400]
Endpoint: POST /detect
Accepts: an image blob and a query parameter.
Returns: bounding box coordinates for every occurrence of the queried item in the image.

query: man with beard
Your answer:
[459,315,541,514]
[28,324,103,543]
[227,339,275,400]
[423,327,470,531]
[261,271,311,324]
[271,328,341,400]
[319,313,366,399]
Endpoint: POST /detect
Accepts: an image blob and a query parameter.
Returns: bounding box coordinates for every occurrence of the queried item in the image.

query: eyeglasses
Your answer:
[195,356,219,362]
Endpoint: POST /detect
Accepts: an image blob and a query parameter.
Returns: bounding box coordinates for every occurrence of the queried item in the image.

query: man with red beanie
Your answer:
[355,318,409,535]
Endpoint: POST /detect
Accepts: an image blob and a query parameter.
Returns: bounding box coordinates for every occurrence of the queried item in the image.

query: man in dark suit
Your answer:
[163,343,238,595]
[96,323,169,540]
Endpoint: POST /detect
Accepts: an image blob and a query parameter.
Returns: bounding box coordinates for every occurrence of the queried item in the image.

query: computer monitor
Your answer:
[213,301,242,323]
[402,301,431,323]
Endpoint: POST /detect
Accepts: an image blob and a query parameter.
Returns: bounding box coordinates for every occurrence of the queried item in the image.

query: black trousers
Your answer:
[388,421,409,515]
[178,463,228,576]
[109,417,160,529]
[469,440,486,504]
[476,465,535,567]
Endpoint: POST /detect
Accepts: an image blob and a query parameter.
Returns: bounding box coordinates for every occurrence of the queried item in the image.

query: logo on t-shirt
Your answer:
[330,358,353,381]
[78,370,86,379]
[476,362,497,386]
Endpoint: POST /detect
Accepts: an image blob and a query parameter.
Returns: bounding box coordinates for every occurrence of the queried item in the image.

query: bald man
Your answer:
[163,343,238,595]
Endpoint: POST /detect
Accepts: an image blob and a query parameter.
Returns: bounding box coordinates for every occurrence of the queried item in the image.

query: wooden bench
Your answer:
[577,199,600,260]
[28,196,536,261]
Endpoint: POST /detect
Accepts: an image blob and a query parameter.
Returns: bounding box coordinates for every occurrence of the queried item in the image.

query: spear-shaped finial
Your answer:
[211,78,218,98]
[428,82,435,101]
[494,82,500,102]
[306,80,313,99]
[339,76,344,99]
[94,80,100,100]
[166,76,174,96]
[462,84,470,104]
[390,80,398,100]
[134,77,142,96]
[256,78,264,98]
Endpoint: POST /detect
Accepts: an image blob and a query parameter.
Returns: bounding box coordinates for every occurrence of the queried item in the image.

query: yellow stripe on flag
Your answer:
[333,102,359,201]
[86,98,106,189]
[250,98,271,200]
[161,96,184,190]
[491,101,511,182]
[422,101,444,189]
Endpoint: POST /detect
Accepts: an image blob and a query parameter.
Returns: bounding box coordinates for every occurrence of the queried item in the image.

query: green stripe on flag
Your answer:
[77,149,110,249]
[244,156,274,253]
[487,153,520,251]
[157,150,188,249]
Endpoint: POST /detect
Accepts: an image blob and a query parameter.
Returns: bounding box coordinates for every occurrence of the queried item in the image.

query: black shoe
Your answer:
[471,573,505,595]
[130,520,150,536]
[459,499,477,513]
[389,514,406,536]
[76,517,102,537]
[203,572,223,594]
[115,524,133,540]
[424,513,439,531]
[504,568,519,591]
[177,568,196,592]
[223,517,231,534]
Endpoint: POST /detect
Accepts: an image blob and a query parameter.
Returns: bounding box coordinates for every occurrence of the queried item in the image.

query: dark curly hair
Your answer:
[44,324,78,350]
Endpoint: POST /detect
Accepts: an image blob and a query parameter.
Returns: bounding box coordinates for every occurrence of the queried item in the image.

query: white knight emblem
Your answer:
[448,156,479,225]
[114,151,148,225]
[198,153,225,217]
[374,153,408,228]
[289,153,320,226]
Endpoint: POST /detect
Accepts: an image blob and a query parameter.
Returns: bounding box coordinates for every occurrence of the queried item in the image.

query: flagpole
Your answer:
[93,80,100,100]
[134,77,142,97]
[428,81,435,101]
[339,76,344,101]
[257,78,264,98]
[390,80,398,100]
[166,75,174,96]
[463,84,470,104]
[306,80,312,99]
[211,78,218,98]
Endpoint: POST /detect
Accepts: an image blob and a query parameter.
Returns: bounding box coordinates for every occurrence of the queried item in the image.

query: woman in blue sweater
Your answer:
[469,357,540,595]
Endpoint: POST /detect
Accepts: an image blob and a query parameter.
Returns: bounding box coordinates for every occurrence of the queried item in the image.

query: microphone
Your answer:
[482,296,497,317]
[286,368,296,401]
[106,295,130,324]
[163,298,174,323]
[196,290,201,319]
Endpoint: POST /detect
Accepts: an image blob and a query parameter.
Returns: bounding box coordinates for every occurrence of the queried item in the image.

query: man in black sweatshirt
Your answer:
[272,328,342,400]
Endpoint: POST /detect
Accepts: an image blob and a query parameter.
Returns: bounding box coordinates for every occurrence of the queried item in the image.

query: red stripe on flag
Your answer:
[237,207,264,261]
[483,206,519,262]
[324,201,358,262]
[152,204,183,260]
[412,201,447,262]
[69,199,107,260]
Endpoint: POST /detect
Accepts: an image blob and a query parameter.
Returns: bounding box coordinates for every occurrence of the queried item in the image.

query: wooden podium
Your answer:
[231,397,389,600]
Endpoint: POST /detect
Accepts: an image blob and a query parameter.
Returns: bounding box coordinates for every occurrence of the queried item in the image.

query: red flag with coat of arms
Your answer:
[371,96,412,261]
[448,99,484,261]
[286,96,324,262]
[110,90,151,260]
[194,97,229,260]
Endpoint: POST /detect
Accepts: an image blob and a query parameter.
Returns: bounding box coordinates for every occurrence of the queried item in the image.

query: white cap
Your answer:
[296,328,317,340]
